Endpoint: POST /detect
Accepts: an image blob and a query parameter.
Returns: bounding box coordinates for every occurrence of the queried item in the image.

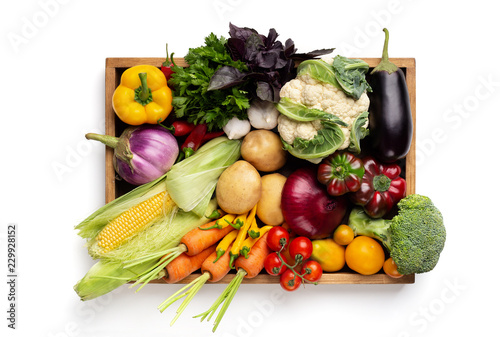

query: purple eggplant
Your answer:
[86,125,179,185]
[367,28,413,163]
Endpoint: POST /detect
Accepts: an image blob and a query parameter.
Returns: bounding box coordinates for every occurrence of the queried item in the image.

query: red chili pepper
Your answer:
[170,120,196,137]
[202,130,225,142]
[349,156,406,218]
[160,43,176,81]
[181,123,208,158]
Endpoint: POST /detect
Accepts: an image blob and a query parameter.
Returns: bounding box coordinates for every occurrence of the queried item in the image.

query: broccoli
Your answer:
[348,194,446,275]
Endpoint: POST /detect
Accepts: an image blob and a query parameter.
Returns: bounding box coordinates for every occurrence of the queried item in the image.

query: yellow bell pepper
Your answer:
[112,65,173,125]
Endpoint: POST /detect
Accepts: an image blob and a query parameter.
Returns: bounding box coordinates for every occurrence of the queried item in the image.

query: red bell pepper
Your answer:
[349,156,406,218]
[317,152,365,196]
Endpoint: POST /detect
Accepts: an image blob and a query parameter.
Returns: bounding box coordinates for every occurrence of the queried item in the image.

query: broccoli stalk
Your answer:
[348,194,446,275]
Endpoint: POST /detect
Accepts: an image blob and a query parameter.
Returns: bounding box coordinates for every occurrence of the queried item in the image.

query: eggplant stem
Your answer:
[371,28,399,74]
[85,133,119,148]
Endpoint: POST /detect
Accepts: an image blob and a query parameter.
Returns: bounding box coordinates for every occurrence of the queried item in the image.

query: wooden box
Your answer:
[104,57,417,284]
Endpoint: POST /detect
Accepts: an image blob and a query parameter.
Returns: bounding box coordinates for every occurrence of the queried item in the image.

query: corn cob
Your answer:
[95,191,173,254]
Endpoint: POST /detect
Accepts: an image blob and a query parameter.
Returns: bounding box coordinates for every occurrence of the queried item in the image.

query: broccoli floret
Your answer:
[348,194,446,275]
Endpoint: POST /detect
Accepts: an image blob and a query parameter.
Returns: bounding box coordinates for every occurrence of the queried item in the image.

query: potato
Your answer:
[216,160,262,214]
[257,173,287,226]
[241,130,286,172]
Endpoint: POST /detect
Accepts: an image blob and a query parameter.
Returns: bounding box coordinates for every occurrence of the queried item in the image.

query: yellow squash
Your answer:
[112,65,173,125]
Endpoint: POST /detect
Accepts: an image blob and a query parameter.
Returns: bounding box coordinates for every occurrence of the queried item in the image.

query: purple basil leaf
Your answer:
[278,60,296,84]
[265,28,279,48]
[229,23,259,41]
[292,48,335,61]
[284,38,297,58]
[274,56,290,70]
[255,49,280,69]
[245,33,265,62]
[227,37,246,61]
[256,81,281,103]
[207,66,247,91]
[255,81,274,102]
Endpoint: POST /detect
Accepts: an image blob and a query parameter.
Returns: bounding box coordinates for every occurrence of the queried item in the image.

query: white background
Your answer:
[1,0,499,336]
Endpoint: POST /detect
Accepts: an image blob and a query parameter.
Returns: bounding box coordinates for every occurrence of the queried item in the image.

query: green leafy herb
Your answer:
[169,33,250,131]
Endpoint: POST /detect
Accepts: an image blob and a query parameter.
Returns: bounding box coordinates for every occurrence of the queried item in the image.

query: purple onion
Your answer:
[281,167,348,239]
[86,125,179,185]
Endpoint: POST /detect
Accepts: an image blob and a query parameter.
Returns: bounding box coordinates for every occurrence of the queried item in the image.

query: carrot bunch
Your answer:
[156,204,273,327]
[124,212,235,291]
[157,242,234,326]
[208,205,273,269]
[195,232,272,332]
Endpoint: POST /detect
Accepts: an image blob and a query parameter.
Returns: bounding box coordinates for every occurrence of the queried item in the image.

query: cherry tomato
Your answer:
[267,226,290,252]
[383,257,404,278]
[301,260,323,283]
[264,253,286,276]
[333,224,354,246]
[289,237,313,264]
[279,268,302,291]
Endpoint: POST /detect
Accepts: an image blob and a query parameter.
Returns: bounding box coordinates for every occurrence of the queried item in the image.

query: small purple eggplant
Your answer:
[86,125,179,185]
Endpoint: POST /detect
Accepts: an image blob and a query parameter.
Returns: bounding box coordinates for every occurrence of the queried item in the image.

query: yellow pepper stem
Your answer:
[135,72,153,106]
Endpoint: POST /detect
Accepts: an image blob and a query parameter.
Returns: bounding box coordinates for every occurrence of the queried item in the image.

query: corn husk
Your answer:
[75,173,170,240]
[165,136,241,216]
[74,199,218,301]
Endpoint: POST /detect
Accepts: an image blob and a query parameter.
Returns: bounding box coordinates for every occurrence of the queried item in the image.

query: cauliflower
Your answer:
[278,64,370,150]
[278,115,322,145]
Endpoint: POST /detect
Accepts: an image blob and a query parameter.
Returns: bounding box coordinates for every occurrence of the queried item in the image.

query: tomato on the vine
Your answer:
[266,226,290,252]
[279,268,302,291]
[289,237,313,264]
[264,252,286,276]
[301,260,323,283]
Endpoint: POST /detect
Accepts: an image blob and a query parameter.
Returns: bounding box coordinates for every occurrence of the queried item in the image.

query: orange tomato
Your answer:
[383,257,404,278]
[345,236,385,275]
[333,224,354,246]
[310,238,345,272]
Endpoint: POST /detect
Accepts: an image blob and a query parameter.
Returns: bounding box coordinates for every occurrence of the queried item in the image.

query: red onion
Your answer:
[281,166,348,239]
[86,125,179,185]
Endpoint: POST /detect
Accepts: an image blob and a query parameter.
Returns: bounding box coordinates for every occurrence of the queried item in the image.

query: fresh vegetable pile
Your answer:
[74,24,446,332]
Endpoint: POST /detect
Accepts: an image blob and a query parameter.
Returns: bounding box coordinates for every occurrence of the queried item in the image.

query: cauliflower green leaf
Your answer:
[276,97,347,126]
[332,56,372,100]
[281,121,345,162]
[348,110,370,154]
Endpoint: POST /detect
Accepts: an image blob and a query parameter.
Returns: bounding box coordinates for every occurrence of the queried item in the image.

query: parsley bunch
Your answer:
[169,33,250,131]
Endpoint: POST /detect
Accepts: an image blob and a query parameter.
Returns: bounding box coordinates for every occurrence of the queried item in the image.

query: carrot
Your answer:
[234,231,271,278]
[164,244,217,284]
[127,219,231,291]
[195,232,271,332]
[181,221,235,256]
[202,244,233,283]
[158,245,234,326]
